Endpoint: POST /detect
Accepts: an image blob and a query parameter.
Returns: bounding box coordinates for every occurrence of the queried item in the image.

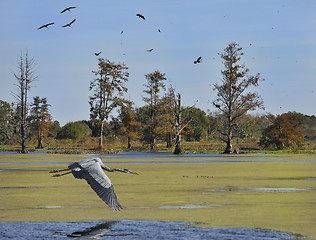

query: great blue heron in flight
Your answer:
[38,22,54,30]
[50,158,138,210]
[60,6,77,14]
[136,13,146,20]
[62,19,76,28]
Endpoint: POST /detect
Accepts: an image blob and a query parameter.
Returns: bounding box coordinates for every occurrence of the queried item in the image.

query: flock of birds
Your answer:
[134,13,202,64]
[37,6,77,30]
[38,7,202,64]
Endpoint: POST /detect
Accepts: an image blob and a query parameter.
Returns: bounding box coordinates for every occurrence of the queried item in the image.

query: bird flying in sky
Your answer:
[50,158,138,210]
[194,56,202,64]
[95,52,102,56]
[60,6,77,14]
[37,22,54,30]
[62,19,76,28]
[147,48,153,52]
[136,13,146,20]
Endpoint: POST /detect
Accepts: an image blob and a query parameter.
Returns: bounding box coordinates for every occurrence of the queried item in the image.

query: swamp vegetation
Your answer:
[0,152,315,238]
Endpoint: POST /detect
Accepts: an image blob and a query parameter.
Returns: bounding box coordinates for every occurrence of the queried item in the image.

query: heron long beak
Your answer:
[124,169,138,175]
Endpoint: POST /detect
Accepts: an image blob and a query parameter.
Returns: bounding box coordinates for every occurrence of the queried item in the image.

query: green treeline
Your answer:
[1,98,315,153]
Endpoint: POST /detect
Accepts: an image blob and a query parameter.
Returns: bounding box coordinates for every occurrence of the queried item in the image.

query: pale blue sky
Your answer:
[1,0,315,125]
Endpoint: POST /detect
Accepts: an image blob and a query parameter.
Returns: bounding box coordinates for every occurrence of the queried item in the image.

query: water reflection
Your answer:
[67,221,134,238]
[0,220,304,239]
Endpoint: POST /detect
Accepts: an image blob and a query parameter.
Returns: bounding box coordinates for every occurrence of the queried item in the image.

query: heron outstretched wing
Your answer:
[69,159,122,210]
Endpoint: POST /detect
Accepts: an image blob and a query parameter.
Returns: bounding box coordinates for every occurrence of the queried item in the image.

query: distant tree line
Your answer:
[2,44,315,153]
[1,97,315,152]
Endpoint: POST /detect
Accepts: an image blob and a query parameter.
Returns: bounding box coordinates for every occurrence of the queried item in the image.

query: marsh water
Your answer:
[0,152,315,239]
[0,220,303,239]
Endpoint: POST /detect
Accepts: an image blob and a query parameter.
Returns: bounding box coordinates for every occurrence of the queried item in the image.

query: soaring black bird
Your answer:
[95,52,102,56]
[194,56,202,64]
[62,19,76,27]
[147,48,153,52]
[50,158,138,211]
[136,13,146,20]
[214,103,221,109]
[37,22,54,30]
[60,6,77,13]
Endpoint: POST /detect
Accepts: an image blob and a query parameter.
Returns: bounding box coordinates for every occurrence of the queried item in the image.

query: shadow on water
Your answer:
[0,220,305,239]
[66,221,134,238]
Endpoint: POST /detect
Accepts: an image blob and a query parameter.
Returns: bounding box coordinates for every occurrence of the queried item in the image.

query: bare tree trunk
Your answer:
[224,121,233,154]
[13,52,36,154]
[127,136,131,149]
[150,138,156,151]
[174,132,182,154]
[224,138,233,154]
[173,93,182,154]
[20,80,27,153]
[36,136,43,149]
[36,123,43,149]
[99,120,104,149]
[166,133,172,148]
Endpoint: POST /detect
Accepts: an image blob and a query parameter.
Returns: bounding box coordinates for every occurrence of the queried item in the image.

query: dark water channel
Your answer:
[0,220,304,239]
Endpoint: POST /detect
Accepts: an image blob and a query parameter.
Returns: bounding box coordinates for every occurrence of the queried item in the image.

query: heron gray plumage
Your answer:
[50,157,138,211]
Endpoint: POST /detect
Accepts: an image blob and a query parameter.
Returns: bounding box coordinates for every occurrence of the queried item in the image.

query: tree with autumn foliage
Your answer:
[260,113,304,150]
[212,42,264,153]
[30,96,52,148]
[117,101,141,149]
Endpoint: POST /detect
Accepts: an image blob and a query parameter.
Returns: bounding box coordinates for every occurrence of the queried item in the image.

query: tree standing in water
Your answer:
[213,42,264,153]
[13,51,36,153]
[142,70,167,151]
[30,96,52,149]
[89,58,129,150]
